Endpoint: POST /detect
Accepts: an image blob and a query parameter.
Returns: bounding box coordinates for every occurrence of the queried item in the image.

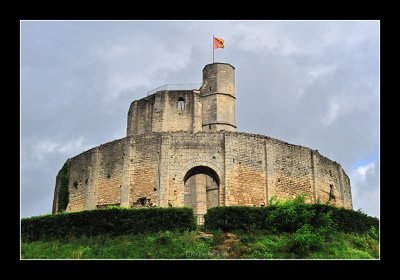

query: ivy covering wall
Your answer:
[57,159,71,213]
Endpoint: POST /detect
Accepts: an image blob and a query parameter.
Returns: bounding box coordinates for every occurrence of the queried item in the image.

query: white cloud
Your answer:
[91,37,193,102]
[350,161,379,217]
[307,64,337,81]
[356,162,375,179]
[321,99,340,126]
[33,137,86,161]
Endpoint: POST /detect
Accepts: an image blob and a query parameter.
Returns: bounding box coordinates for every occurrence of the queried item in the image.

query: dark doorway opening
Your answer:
[183,166,220,224]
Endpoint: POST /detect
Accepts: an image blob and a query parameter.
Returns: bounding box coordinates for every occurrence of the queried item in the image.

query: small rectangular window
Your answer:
[178,97,185,110]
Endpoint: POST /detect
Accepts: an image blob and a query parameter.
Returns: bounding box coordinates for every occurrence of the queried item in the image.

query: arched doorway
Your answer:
[183,166,220,224]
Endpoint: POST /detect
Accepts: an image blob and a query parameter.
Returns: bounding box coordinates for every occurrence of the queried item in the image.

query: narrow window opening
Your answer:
[209,86,212,92]
[178,97,185,110]
[329,184,336,201]
[139,198,146,206]
[209,124,212,129]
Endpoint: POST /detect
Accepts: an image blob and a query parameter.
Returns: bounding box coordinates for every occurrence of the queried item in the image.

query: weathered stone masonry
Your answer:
[53,62,352,217]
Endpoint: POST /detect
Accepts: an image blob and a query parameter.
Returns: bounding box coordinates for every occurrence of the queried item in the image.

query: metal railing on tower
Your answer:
[147,83,202,96]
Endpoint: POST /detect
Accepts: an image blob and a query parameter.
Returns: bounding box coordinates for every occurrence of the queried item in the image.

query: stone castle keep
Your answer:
[52,63,352,222]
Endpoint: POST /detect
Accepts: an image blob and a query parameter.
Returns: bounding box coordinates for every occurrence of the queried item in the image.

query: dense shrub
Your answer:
[203,206,273,231]
[288,224,324,256]
[22,207,196,242]
[310,204,379,234]
[265,196,315,232]
[204,198,378,234]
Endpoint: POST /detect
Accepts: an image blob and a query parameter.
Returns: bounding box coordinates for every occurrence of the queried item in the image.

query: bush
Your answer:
[204,198,379,234]
[289,224,324,256]
[22,207,196,242]
[204,206,273,231]
[265,195,315,232]
[311,204,379,234]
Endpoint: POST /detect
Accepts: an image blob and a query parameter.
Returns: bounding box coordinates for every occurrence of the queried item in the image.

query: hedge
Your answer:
[312,204,379,233]
[204,204,379,234]
[22,207,196,242]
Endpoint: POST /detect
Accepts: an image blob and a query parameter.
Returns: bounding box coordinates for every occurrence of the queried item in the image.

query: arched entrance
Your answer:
[183,166,220,224]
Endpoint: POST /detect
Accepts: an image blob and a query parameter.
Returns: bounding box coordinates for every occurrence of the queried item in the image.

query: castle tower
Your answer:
[200,63,236,132]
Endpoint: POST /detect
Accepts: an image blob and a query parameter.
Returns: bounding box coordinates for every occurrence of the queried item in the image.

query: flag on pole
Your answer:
[213,37,225,49]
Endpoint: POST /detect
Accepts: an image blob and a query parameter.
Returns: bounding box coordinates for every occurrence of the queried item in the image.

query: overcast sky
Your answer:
[21,20,379,218]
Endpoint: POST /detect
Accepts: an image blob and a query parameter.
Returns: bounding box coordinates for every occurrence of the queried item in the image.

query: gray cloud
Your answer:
[21,20,379,218]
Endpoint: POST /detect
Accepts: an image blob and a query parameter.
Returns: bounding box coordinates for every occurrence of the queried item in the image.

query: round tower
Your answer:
[200,63,236,132]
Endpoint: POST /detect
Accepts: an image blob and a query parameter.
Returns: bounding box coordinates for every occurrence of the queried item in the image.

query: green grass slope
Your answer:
[21,229,378,259]
[21,195,379,259]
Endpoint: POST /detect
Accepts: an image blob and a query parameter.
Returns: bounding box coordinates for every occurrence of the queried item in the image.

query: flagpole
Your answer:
[213,35,214,63]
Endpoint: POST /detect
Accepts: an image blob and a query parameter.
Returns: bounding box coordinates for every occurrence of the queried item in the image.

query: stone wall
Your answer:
[313,152,352,208]
[129,134,161,207]
[95,139,127,207]
[224,134,267,206]
[127,90,201,136]
[53,131,352,214]
[61,138,128,212]
[66,149,92,211]
[127,97,153,136]
[266,138,314,203]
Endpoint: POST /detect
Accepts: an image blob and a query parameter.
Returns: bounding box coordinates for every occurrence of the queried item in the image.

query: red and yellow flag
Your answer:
[213,37,224,49]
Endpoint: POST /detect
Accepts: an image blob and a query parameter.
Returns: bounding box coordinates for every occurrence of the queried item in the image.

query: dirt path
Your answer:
[201,232,249,258]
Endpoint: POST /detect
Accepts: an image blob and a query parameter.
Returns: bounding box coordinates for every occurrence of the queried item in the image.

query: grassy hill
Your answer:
[21,196,379,259]
[22,228,378,259]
